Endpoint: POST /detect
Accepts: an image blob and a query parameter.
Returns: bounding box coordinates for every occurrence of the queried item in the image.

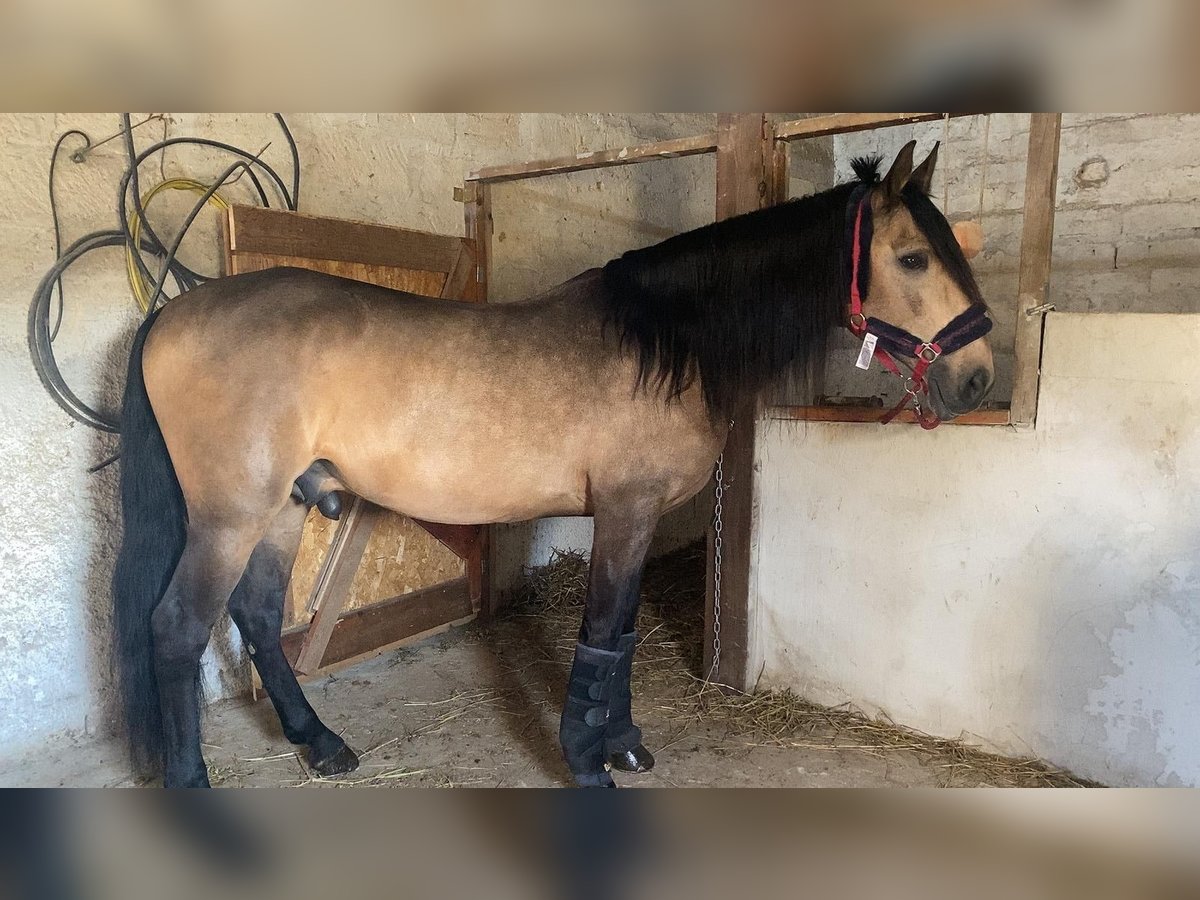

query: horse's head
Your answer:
[858,141,995,419]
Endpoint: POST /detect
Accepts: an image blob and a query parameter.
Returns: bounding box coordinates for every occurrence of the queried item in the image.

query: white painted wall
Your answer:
[753,313,1200,786]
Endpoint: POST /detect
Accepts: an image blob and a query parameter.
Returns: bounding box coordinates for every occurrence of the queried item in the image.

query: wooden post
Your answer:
[703,114,771,691]
[1010,113,1062,428]
[770,135,790,206]
[463,182,498,615]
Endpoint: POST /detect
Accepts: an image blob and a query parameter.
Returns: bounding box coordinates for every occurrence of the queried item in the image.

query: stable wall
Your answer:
[753,313,1200,786]
[0,113,717,759]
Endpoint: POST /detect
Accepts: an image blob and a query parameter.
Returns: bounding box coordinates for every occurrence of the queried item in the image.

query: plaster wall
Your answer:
[754,313,1200,786]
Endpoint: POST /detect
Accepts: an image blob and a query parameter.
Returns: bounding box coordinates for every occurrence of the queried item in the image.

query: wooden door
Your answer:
[224,205,490,676]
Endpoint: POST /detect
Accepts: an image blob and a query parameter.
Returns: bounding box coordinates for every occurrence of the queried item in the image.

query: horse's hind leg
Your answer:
[152,522,264,787]
[228,499,359,777]
[559,497,659,787]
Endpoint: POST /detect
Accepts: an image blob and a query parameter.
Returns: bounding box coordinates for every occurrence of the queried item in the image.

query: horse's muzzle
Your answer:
[930,365,994,418]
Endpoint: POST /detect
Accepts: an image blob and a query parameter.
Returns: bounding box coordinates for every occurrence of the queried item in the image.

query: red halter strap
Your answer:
[845,190,993,430]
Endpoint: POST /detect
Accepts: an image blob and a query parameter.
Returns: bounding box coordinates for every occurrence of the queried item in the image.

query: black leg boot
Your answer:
[605,632,656,773]
[559,642,622,787]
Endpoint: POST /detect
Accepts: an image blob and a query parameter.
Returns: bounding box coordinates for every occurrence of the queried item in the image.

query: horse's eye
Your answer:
[899,252,928,272]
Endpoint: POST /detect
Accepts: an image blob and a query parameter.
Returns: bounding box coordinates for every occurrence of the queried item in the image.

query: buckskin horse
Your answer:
[113,140,994,788]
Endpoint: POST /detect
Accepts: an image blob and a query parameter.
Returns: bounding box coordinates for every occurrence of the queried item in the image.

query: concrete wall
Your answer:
[753,313,1200,787]
[0,113,719,757]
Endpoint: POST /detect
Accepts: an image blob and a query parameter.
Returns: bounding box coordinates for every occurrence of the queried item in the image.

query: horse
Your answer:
[112,140,994,788]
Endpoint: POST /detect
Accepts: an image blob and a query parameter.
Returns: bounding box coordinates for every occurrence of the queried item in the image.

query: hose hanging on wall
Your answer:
[27,113,301,435]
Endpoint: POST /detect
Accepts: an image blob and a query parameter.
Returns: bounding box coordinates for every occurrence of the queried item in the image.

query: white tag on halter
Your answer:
[855,332,878,370]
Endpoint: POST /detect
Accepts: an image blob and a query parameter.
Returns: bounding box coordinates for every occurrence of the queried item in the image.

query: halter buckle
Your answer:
[848,312,866,331]
[917,342,941,363]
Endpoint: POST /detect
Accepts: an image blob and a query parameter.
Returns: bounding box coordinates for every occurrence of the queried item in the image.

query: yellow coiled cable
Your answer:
[126,178,230,313]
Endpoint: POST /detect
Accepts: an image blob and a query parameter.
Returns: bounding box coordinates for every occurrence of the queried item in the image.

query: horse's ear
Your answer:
[882,140,917,204]
[908,142,939,195]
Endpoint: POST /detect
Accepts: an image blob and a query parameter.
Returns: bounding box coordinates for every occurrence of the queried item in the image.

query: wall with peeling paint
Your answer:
[0,113,721,759]
[753,313,1200,786]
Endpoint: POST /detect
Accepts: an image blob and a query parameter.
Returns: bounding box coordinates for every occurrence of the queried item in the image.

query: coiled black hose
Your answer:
[28,113,301,438]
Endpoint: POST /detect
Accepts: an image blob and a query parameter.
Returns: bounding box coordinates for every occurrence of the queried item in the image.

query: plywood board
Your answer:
[287,509,465,623]
[226,207,470,631]
[234,251,447,297]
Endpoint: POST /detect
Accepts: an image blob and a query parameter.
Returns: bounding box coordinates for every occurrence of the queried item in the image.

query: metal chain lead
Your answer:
[709,452,724,680]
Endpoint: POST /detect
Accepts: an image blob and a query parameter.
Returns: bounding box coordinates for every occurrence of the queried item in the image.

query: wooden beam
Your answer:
[228,205,467,273]
[703,114,770,692]
[466,133,719,184]
[767,405,1011,425]
[294,497,383,675]
[773,113,974,141]
[410,520,482,562]
[283,577,475,674]
[1010,113,1063,428]
[440,241,476,301]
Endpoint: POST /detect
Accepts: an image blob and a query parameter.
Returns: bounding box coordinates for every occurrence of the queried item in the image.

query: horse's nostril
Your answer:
[961,367,993,407]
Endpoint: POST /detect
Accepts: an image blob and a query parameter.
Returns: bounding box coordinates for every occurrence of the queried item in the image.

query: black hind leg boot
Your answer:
[605,631,655,773]
[559,642,622,787]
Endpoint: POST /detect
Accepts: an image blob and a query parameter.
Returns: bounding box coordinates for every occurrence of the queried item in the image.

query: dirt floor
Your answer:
[0,545,1092,788]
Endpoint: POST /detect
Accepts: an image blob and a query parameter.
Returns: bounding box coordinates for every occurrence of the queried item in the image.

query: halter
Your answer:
[845,185,993,430]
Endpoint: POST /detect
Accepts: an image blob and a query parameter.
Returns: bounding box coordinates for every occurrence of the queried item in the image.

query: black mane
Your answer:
[600,155,983,420]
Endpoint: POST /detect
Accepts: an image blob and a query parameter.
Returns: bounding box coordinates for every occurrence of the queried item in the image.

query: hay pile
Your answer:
[502,544,1093,788]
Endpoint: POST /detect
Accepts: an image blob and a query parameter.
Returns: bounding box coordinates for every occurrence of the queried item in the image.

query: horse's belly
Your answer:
[331,441,590,525]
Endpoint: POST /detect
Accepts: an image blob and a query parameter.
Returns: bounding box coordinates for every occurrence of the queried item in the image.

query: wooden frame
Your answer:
[224,206,491,678]
[462,112,1062,689]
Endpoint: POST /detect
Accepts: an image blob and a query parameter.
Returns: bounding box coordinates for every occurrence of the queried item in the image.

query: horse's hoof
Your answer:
[574,771,617,788]
[308,742,360,777]
[607,744,655,774]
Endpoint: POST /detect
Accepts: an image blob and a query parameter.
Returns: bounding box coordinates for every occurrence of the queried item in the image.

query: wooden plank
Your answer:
[221,208,234,276]
[773,113,973,141]
[768,405,1011,425]
[294,497,383,674]
[282,578,475,673]
[234,251,448,297]
[703,114,769,692]
[463,181,492,303]
[466,133,719,184]
[1010,114,1062,428]
[440,241,476,301]
[410,520,482,561]
[228,205,466,273]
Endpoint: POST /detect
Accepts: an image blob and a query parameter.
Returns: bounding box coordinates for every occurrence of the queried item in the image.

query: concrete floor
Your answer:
[0,621,944,788]
[0,548,1076,789]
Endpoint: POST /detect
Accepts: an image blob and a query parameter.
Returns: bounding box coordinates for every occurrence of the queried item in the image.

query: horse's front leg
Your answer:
[560,499,658,787]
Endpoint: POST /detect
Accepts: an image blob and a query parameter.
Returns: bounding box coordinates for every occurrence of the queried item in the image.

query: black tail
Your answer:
[112,309,185,775]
